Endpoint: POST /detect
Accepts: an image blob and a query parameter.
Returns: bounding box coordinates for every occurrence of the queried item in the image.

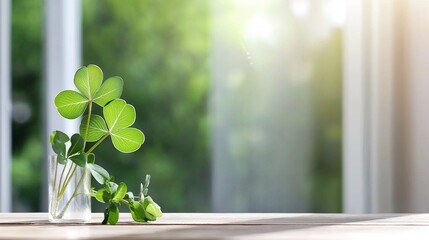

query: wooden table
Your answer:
[1,213,429,239]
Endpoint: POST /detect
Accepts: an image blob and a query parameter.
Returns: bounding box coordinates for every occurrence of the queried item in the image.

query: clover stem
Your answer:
[83,100,93,150]
[86,133,110,154]
[56,167,88,219]
[58,164,77,198]
[50,159,59,215]
[57,160,69,197]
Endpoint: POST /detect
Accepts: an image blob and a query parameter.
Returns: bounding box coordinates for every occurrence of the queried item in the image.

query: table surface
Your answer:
[1,213,429,239]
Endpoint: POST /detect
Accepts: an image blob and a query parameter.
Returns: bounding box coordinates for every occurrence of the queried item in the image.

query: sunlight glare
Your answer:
[290,0,310,18]
[323,0,346,27]
[244,16,276,45]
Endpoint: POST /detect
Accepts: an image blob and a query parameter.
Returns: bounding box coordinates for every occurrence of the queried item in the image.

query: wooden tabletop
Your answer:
[1,213,429,239]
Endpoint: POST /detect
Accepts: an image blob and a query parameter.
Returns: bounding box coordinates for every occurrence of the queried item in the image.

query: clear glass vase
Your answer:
[48,155,91,222]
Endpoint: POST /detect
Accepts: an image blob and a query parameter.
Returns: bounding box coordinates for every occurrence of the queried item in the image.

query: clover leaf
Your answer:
[80,115,108,142]
[74,64,103,99]
[81,99,144,153]
[54,64,123,119]
[54,90,89,119]
[104,99,145,153]
[93,76,123,106]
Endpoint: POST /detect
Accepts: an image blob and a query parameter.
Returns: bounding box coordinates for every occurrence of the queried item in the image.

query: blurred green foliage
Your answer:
[11,0,341,213]
[11,0,43,211]
[82,0,211,212]
[310,30,343,212]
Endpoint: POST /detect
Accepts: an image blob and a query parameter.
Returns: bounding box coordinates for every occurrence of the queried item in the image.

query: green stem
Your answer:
[57,161,69,197]
[87,133,110,154]
[57,167,88,219]
[119,199,130,205]
[83,101,93,150]
[50,159,59,215]
[75,191,92,198]
[58,164,77,198]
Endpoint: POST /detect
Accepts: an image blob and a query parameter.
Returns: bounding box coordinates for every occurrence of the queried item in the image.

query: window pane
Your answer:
[10,0,343,213]
[211,0,343,212]
[82,0,342,213]
[82,0,211,212]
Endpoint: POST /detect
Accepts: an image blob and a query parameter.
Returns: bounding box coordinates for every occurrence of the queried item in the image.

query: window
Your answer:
[14,0,429,214]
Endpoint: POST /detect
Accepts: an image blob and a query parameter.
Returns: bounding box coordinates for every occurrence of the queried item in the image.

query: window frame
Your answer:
[0,0,12,213]
[343,0,395,213]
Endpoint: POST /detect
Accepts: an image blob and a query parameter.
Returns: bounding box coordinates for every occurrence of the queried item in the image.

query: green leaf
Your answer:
[103,99,136,132]
[144,196,163,218]
[95,188,111,203]
[49,131,56,145]
[80,115,108,142]
[55,90,88,119]
[69,154,87,167]
[107,203,119,225]
[56,154,67,165]
[144,211,156,221]
[112,182,127,203]
[68,134,84,157]
[52,130,69,144]
[144,174,151,189]
[93,76,123,106]
[129,201,147,222]
[51,131,69,158]
[74,65,103,99]
[111,128,145,153]
[87,153,95,164]
[143,175,150,195]
[52,141,66,157]
[88,163,110,184]
[107,182,118,194]
[124,192,134,202]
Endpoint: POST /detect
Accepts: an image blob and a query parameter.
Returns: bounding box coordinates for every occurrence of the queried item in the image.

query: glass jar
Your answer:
[48,155,91,222]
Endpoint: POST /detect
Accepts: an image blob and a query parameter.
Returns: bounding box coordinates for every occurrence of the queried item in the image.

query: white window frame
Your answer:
[0,0,12,213]
[343,0,395,213]
[0,0,81,212]
[42,0,81,211]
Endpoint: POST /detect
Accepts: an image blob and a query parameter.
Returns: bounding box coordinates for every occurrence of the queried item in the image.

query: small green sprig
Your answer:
[93,175,162,224]
[50,64,162,224]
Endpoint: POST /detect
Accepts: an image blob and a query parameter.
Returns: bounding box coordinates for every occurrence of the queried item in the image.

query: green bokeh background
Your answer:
[11,0,341,213]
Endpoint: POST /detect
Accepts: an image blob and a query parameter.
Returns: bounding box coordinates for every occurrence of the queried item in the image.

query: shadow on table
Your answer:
[91,214,403,240]
[0,214,411,239]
